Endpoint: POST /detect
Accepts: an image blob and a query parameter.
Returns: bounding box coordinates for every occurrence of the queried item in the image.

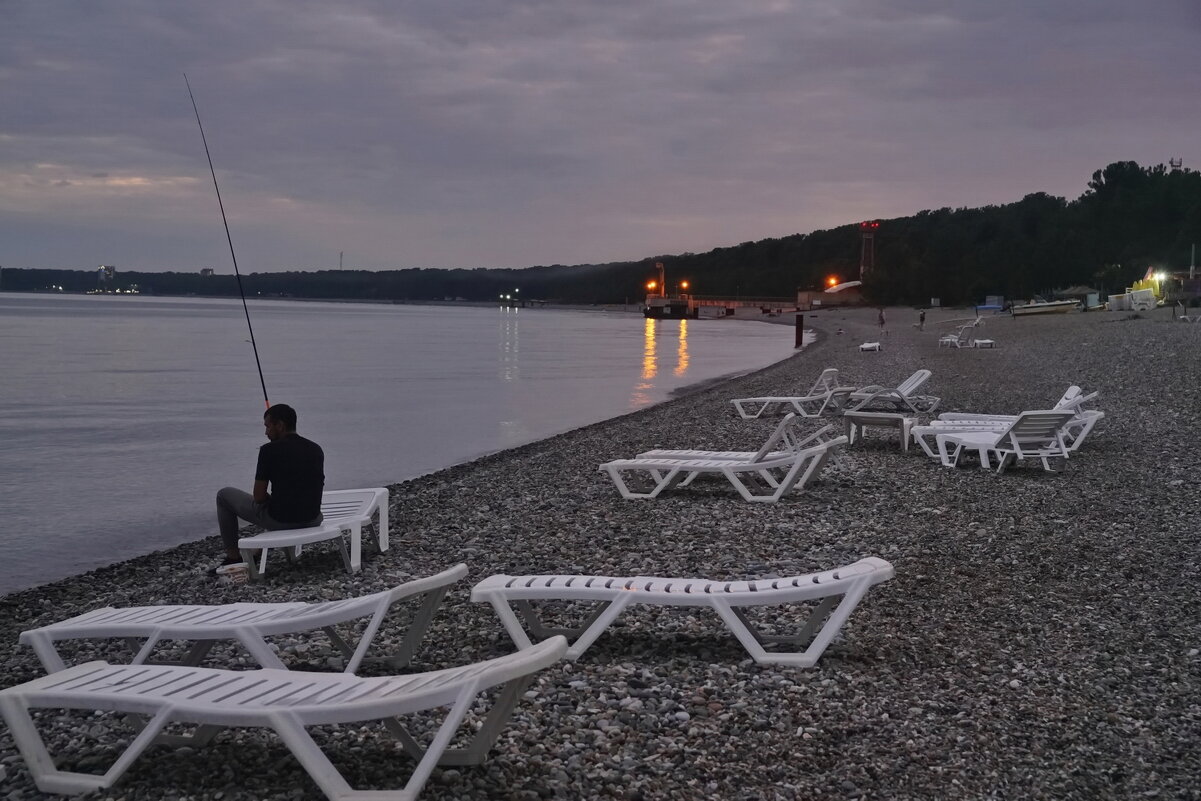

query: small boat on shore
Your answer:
[1010,299,1079,316]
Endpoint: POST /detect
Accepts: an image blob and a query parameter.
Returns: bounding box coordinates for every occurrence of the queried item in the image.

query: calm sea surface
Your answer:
[0,293,796,595]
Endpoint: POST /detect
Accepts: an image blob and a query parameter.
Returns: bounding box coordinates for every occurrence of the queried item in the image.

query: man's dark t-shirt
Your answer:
[255,434,325,524]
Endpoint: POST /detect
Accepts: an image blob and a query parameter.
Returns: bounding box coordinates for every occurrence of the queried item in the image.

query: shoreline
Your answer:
[2,305,1198,799]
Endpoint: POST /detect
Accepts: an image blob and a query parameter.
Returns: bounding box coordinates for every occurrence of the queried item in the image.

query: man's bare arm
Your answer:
[253,480,269,504]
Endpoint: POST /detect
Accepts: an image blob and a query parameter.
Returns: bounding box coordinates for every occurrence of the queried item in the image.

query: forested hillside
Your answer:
[6,161,1200,305]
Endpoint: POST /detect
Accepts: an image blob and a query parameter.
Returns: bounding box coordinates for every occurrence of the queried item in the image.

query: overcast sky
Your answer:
[3,1,1199,273]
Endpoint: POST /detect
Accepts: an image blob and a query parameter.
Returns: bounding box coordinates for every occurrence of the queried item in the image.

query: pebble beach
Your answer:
[1,305,1199,800]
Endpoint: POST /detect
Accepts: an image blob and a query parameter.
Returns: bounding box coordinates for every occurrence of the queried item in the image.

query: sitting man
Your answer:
[213,403,324,574]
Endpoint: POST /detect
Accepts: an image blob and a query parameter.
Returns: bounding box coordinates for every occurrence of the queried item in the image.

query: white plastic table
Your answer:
[842,411,915,452]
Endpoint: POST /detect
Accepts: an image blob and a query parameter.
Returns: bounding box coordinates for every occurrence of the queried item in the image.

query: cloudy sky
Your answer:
[3,1,1199,273]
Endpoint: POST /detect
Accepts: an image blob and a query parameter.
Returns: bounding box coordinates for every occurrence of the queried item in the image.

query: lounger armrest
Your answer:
[383,563,469,603]
[841,387,899,411]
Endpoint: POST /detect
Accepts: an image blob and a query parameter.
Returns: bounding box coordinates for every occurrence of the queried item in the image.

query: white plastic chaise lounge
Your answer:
[934,410,1077,472]
[238,487,390,578]
[0,635,567,801]
[832,368,941,415]
[637,420,843,463]
[912,388,1101,458]
[20,564,468,675]
[730,367,853,419]
[471,558,893,666]
[915,410,1104,460]
[600,416,847,502]
[936,386,1097,423]
[938,318,981,348]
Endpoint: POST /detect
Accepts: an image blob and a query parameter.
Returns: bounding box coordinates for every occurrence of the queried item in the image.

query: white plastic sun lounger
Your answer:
[637,420,842,463]
[730,368,853,419]
[601,428,846,502]
[0,636,567,801]
[20,565,468,675]
[832,369,940,414]
[913,389,1102,459]
[238,487,390,577]
[472,557,893,666]
[935,410,1076,472]
[936,386,1097,423]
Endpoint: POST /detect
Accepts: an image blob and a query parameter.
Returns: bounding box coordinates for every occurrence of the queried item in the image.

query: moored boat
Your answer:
[1010,299,1079,316]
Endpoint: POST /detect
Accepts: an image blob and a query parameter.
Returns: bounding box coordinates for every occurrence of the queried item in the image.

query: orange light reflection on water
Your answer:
[630,317,658,406]
[641,317,658,379]
[674,318,689,376]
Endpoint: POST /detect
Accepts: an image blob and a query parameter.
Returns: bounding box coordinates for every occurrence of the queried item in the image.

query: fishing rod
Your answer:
[183,73,270,409]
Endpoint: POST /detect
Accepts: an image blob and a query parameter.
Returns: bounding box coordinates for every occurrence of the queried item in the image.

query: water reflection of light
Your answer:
[674,318,690,377]
[641,317,658,379]
[499,307,519,381]
[630,317,659,407]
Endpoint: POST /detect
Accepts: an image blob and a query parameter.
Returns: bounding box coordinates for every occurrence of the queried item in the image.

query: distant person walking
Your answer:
[878,308,887,334]
[918,310,926,331]
[212,403,325,574]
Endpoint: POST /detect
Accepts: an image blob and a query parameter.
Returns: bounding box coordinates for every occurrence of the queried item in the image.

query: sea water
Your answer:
[0,293,796,594]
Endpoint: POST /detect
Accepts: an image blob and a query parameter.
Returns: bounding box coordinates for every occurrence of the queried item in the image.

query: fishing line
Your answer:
[184,73,270,409]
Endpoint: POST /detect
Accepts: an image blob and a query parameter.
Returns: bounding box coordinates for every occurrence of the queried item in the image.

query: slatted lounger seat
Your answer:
[600,434,846,502]
[20,565,468,675]
[0,636,567,801]
[472,557,893,666]
[239,487,390,577]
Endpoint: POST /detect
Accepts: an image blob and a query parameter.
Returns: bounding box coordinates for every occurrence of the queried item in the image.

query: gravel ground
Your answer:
[2,305,1199,801]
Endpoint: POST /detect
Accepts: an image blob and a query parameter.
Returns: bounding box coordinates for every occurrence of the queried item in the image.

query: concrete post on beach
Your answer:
[795,313,804,348]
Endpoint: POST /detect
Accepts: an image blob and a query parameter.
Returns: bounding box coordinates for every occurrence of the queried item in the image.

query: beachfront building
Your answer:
[797,280,863,311]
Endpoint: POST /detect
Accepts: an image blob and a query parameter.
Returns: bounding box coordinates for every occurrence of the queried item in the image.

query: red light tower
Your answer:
[859,221,879,281]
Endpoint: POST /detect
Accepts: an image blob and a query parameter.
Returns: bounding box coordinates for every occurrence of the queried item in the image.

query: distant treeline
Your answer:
[6,161,1199,305]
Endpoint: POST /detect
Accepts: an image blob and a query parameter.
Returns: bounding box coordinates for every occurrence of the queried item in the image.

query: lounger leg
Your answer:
[22,632,68,673]
[269,704,463,801]
[377,501,390,552]
[937,436,968,468]
[976,446,991,470]
[725,464,794,502]
[913,431,938,459]
[490,596,632,660]
[605,465,684,499]
[335,530,354,574]
[361,585,452,672]
[794,450,830,491]
[729,595,840,646]
[0,697,171,795]
[732,400,763,419]
[711,583,873,667]
[239,547,268,579]
[234,633,289,670]
[514,599,613,641]
[348,522,363,572]
[120,638,217,669]
[384,674,538,767]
